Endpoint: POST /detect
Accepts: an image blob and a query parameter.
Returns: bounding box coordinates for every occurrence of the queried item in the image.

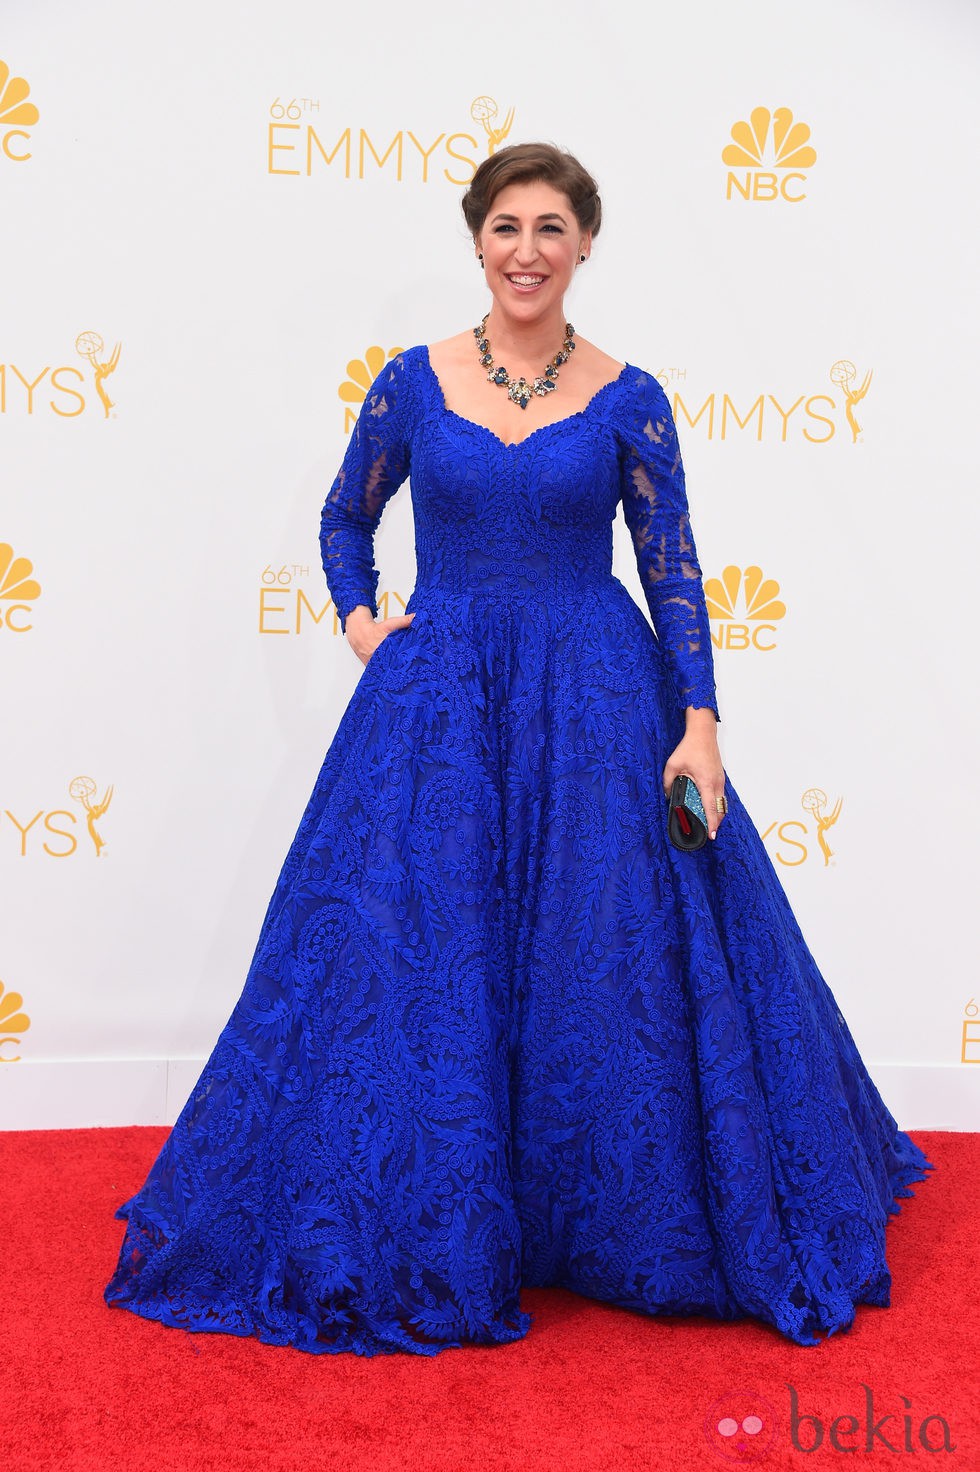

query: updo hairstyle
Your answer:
[460,142,602,242]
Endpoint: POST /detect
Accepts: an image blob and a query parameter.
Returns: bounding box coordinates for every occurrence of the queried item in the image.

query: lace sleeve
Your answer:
[319,353,413,633]
[617,368,720,722]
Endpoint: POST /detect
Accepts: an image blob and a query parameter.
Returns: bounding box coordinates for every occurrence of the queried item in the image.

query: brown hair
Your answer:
[461,142,602,242]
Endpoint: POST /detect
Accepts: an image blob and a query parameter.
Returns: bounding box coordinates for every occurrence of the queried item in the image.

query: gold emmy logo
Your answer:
[0,328,122,416]
[76,330,121,418]
[69,775,113,856]
[339,346,403,431]
[258,560,407,636]
[266,97,506,184]
[962,999,980,1064]
[705,565,786,651]
[470,96,514,155]
[761,786,843,866]
[0,978,31,1062]
[0,59,39,163]
[831,359,873,442]
[723,106,816,202]
[802,787,843,865]
[0,543,41,633]
[668,373,851,443]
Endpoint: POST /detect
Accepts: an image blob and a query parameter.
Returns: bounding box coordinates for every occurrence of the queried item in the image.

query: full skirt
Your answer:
[104,582,934,1354]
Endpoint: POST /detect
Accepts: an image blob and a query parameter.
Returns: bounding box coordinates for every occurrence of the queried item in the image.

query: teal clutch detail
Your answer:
[667,774,709,851]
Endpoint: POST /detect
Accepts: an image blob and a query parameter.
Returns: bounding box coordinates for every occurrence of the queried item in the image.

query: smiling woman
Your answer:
[426,150,623,443]
[104,139,934,1360]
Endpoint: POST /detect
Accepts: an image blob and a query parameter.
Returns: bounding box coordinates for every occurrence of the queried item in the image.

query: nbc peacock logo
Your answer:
[0,978,31,1062]
[722,106,816,202]
[0,58,39,163]
[705,565,786,651]
[338,345,403,432]
[0,543,41,633]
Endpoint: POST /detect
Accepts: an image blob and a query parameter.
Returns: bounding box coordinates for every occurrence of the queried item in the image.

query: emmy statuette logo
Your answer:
[831,360,873,443]
[470,96,514,155]
[75,331,122,419]
[69,776,113,857]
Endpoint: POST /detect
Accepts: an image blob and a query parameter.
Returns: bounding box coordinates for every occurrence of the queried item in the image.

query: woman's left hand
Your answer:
[663,708,727,840]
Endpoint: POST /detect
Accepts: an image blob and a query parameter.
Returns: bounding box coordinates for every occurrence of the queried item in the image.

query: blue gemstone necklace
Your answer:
[473,311,576,410]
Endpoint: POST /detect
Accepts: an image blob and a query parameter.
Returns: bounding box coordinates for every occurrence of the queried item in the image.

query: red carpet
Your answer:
[3,1126,975,1470]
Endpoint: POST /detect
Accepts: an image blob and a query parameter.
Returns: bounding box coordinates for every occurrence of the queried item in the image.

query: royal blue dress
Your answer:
[105,346,933,1354]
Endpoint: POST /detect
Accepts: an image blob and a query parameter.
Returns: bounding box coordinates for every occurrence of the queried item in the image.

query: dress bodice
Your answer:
[320,344,719,719]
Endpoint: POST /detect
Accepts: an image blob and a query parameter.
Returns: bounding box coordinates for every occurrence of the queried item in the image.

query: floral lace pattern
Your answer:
[105,347,933,1355]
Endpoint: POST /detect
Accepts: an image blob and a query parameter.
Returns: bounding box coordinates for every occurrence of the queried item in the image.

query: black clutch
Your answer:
[667,774,709,852]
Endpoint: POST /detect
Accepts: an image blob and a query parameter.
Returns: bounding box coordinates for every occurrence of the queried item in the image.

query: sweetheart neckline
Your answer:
[420,345,631,451]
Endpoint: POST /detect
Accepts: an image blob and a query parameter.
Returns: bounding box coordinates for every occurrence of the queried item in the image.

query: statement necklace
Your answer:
[473,311,576,410]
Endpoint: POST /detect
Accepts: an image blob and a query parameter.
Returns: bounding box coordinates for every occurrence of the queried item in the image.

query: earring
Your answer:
[478,253,484,267]
[580,253,586,262]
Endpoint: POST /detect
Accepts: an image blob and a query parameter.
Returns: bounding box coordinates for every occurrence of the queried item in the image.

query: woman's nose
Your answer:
[512,233,539,264]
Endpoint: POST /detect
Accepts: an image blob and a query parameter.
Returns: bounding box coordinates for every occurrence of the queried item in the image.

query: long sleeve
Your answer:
[320,352,413,633]
[617,368,720,722]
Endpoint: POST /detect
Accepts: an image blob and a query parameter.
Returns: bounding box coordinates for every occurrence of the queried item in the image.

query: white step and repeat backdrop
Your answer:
[2,0,978,1129]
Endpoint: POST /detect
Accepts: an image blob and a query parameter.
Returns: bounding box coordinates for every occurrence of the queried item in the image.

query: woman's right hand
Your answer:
[344,605,415,666]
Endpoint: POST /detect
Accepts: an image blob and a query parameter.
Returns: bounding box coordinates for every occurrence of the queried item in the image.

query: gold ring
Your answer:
[715,795,728,815]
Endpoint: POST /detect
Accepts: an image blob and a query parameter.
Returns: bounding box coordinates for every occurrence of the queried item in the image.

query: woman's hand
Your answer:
[344,605,415,666]
[663,707,727,840]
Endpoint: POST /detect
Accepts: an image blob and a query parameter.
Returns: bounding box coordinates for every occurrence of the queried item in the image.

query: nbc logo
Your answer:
[0,978,31,1062]
[722,106,816,202]
[0,543,41,632]
[339,345,403,431]
[0,58,38,163]
[706,565,786,650]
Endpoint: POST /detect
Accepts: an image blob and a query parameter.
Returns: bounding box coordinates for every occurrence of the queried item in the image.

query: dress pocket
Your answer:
[366,628,403,666]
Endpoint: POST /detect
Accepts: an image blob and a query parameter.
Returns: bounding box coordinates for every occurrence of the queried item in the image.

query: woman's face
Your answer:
[476,178,589,325]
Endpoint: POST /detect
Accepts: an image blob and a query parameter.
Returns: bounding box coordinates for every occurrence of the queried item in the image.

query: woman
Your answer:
[105,142,933,1356]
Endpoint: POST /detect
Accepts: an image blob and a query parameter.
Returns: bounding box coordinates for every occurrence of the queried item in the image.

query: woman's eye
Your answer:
[492,224,565,234]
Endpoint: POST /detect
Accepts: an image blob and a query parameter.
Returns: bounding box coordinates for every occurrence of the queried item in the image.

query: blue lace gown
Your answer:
[104,346,933,1355]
